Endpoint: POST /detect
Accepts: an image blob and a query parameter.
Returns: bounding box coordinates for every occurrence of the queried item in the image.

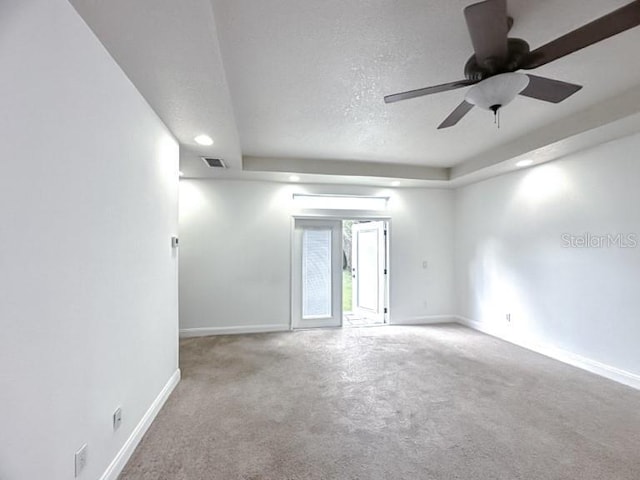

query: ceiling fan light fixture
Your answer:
[465,72,530,111]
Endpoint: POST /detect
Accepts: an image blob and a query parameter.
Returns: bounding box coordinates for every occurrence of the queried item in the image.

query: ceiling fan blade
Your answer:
[519,75,582,103]
[438,101,474,129]
[522,1,640,69]
[384,79,477,104]
[464,0,509,65]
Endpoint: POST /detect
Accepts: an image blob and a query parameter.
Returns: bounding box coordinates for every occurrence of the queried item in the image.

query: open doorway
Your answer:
[342,220,388,327]
[291,217,389,330]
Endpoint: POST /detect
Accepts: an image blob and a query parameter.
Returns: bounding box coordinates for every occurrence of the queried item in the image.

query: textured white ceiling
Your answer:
[70,0,640,181]
[212,0,640,167]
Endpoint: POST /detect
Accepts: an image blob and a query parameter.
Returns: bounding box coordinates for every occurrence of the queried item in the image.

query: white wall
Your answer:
[455,133,640,382]
[0,1,179,479]
[179,180,455,334]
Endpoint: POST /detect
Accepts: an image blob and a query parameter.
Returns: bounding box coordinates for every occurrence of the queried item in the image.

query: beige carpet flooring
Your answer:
[119,325,640,479]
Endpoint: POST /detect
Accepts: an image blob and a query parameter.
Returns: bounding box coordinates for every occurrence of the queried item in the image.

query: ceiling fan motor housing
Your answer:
[464,38,531,80]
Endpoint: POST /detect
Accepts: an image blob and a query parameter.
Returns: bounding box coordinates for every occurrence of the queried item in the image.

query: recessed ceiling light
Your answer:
[179,171,184,177]
[289,175,300,182]
[516,159,533,168]
[391,180,401,187]
[194,134,214,146]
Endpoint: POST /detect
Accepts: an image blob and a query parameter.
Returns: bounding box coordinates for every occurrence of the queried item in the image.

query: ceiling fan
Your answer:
[384,0,640,129]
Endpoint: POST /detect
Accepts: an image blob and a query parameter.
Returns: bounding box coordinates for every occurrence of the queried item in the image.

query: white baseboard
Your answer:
[99,369,181,480]
[390,315,457,326]
[180,324,290,338]
[455,316,640,391]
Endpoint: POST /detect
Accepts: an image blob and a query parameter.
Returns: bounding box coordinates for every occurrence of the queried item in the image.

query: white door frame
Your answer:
[290,215,391,329]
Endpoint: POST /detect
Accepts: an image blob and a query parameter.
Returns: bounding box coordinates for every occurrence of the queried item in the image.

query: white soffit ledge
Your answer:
[243,156,450,181]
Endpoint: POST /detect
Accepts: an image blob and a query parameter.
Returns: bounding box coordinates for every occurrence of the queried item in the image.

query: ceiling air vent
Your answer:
[202,157,227,168]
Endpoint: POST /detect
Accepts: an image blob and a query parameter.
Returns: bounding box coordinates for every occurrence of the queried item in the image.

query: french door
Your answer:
[291,219,343,328]
[291,219,342,329]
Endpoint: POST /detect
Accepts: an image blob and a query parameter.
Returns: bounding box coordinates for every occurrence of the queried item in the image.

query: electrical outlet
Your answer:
[506,313,511,322]
[422,260,428,269]
[113,407,122,431]
[74,443,87,477]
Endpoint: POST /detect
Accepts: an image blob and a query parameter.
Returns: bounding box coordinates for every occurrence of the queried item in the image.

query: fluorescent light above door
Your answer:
[292,194,388,211]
